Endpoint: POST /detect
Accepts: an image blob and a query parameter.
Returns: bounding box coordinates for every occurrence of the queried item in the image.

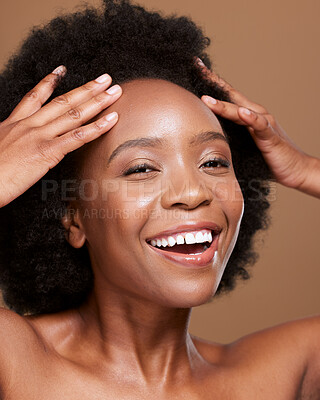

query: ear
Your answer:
[61,207,86,249]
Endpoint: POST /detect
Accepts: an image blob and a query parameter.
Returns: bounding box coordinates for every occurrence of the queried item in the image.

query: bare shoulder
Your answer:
[255,314,320,397]
[229,313,320,352]
[193,315,320,398]
[231,315,320,373]
[233,315,320,398]
[0,307,46,394]
[0,306,43,345]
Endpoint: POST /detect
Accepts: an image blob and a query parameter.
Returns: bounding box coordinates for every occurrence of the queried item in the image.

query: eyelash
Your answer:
[123,158,230,176]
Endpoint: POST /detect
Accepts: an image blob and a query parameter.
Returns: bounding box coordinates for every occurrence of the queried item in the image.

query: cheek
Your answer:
[99,180,161,238]
[228,181,244,228]
[214,176,244,220]
[207,177,244,285]
[213,176,244,253]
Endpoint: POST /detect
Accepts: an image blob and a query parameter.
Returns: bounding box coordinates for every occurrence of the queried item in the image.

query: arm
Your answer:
[195,57,320,199]
[0,308,26,397]
[0,307,50,398]
[297,155,320,198]
[299,316,320,398]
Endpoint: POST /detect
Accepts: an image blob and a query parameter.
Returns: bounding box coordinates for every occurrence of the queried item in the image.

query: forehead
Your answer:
[99,78,224,139]
[81,79,226,168]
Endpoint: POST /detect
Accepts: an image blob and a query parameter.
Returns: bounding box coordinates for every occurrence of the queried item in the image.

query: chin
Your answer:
[152,277,221,309]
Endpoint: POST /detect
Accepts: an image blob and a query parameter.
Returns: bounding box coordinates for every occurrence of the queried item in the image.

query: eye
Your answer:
[122,158,230,176]
[123,163,155,176]
[201,157,230,170]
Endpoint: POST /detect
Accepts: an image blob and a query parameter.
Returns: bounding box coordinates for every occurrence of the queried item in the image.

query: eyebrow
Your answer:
[106,130,229,166]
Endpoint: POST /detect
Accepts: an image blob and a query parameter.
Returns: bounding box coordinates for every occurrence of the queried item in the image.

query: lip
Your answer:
[146,221,222,242]
[146,230,220,269]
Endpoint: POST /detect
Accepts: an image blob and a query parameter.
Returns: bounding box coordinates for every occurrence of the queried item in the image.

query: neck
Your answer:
[76,283,208,386]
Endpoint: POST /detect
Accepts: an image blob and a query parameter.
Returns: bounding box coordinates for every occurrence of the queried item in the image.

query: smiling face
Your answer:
[65,79,244,308]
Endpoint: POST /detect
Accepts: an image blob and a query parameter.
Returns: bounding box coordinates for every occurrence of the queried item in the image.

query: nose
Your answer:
[160,169,214,211]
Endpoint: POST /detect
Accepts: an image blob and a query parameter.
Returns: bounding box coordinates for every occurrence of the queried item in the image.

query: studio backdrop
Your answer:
[0,0,319,343]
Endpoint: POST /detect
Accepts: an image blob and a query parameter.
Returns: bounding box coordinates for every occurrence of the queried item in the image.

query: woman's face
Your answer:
[70,79,244,308]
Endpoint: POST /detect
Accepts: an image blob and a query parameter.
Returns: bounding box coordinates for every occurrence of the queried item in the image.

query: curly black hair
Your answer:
[0,0,272,315]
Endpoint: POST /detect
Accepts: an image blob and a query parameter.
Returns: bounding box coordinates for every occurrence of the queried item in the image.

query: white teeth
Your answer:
[176,235,184,245]
[149,229,214,248]
[161,238,168,247]
[195,232,204,243]
[185,233,196,244]
[167,236,176,247]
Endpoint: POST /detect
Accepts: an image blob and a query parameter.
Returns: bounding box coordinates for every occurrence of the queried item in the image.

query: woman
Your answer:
[0,0,319,398]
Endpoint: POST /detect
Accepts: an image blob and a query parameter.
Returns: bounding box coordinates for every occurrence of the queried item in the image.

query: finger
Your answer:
[7,66,67,122]
[195,58,247,103]
[201,95,277,143]
[38,84,122,138]
[195,58,234,92]
[201,96,249,126]
[237,107,277,142]
[40,112,119,168]
[27,72,113,126]
[195,58,267,114]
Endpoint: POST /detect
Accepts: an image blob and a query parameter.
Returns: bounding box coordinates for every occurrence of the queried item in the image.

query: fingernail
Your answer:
[105,112,118,122]
[204,96,217,105]
[52,65,67,76]
[196,57,205,67]
[106,85,121,95]
[241,107,251,115]
[95,74,111,83]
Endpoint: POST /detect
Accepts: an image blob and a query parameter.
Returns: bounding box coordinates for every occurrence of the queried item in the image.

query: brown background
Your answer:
[0,0,319,343]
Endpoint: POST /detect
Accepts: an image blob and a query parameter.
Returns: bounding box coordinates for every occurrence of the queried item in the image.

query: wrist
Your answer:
[296,155,320,198]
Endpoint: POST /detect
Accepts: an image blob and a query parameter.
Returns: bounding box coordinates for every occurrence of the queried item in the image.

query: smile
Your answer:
[146,224,221,268]
[148,229,213,254]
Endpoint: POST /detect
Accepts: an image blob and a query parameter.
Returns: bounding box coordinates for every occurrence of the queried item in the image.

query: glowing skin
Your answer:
[5,75,316,398]
[57,79,244,391]
[67,79,243,303]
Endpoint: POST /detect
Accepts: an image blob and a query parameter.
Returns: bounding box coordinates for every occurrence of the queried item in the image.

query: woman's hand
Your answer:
[195,57,320,198]
[0,66,122,207]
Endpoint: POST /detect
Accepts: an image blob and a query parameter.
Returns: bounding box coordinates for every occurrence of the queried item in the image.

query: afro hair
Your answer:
[0,0,272,315]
